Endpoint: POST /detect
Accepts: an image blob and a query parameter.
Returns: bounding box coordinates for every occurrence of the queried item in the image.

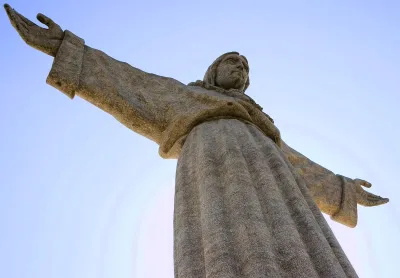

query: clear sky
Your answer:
[0,0,399,277]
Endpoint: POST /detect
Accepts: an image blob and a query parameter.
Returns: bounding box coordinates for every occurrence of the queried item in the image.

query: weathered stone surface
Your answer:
[4,4,389,277]
[175,119,358,277]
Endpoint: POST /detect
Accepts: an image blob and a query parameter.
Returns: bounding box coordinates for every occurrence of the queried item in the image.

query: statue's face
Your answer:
[215,54,249,91]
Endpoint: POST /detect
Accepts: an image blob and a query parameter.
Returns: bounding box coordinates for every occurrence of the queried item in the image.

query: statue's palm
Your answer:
[4,3,63,57]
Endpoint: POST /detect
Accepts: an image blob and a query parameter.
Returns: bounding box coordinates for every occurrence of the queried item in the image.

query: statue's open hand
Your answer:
[4,4,64,57]
[354,178,389,207]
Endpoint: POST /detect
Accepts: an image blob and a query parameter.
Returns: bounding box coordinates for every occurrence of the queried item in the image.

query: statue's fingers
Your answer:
[359,192,389,207]
[361,181,372,188]
[6,7,34,30]
[4,6,32,41]
[36,13,50,25]
[4,3,17,22]
[13,11,38,28]
[4,3,12,13]
[37,13,61,31]
[367,195,389,206]
[4,4,27,25]
[354,178,372,188]
[367,193,388,201]
[363,190,380,200]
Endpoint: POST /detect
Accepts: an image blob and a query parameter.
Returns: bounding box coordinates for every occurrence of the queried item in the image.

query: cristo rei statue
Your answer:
[4,4,389,278]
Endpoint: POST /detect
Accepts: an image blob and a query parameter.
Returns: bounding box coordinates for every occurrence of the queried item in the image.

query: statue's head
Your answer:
[203,52,250,93]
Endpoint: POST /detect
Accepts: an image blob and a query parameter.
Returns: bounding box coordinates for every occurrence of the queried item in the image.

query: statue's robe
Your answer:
[47,30,359,278]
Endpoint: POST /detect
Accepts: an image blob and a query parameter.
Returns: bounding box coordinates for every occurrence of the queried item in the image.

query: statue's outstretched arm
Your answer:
[281,141,389,228]
[4,4,187,144]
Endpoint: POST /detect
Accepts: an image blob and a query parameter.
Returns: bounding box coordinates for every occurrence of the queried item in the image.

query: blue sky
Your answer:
[0,0,399,277]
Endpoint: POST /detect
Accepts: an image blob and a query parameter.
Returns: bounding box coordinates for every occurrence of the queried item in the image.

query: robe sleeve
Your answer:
[46,30,188,144]
[281,141,358,228]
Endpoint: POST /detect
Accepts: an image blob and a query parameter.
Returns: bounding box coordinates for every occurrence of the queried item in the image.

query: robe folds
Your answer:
[46,30,360,277]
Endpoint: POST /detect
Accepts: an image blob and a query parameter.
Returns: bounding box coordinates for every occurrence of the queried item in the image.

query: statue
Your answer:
[4,4,389,278]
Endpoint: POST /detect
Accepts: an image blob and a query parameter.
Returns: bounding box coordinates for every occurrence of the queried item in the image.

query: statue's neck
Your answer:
[187,80,240,94]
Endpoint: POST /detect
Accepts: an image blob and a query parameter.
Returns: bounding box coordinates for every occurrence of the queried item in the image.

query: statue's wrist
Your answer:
[46,30,85,99]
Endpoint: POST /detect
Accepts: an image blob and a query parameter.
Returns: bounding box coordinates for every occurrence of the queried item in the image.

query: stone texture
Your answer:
[4,5,389,277]
[175,119,358,277]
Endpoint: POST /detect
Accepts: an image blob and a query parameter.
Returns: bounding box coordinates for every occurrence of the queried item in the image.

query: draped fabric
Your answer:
[174,119,358,278]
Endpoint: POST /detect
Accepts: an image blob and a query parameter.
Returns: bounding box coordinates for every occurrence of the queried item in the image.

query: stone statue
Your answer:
[4,4,389,278]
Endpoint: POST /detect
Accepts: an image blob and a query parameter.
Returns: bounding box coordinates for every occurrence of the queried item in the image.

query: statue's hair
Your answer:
[203,51,250,93]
